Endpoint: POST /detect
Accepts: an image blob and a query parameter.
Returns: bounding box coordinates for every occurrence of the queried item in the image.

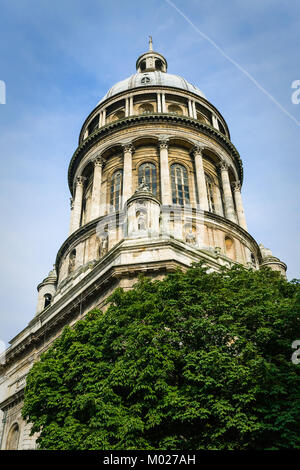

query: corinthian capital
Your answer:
[232,181,241,192]
[92,155,105,167]
[219,161,229,171]
[76,176,86,186]
[122,143,134,153]
[158,138,169,150]
[191,144,205,157]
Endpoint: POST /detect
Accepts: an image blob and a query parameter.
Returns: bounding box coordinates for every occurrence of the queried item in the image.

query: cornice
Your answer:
[69,114,243,195]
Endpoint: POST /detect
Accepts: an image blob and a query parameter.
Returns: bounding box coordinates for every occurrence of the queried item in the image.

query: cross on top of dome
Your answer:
[136,37,168,73]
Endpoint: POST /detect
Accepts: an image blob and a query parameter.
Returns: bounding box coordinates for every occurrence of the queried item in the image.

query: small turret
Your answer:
[36,267,57,315]
[259,243,287,277]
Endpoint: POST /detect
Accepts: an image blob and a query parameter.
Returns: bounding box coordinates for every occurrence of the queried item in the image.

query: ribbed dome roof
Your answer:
[98,71,206,104]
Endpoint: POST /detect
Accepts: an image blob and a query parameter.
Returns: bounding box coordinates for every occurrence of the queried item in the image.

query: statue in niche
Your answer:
[68,249,76,274]
[185,227,197,245]
[101,236,108,256]
[98,232,108,258]
[137,210,147,231]
[136,176,150,193]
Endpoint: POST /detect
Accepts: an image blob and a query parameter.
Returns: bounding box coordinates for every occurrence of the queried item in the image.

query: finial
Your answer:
[149,36,153,51]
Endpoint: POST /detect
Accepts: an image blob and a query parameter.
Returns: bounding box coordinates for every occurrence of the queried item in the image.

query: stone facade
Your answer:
[0,40,287,450]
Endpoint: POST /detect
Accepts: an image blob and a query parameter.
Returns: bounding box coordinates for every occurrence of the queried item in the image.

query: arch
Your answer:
[111,110,125,122]
[6,423,20,450]
[168,104,183,115]
[110,169,123,211]
[155,59,163,71]
[196,112,207,123]
[170,163,190,206]
[87,114,99,135]
[140,60,146,71]
[225,236,235,260]
[138,162,157,195]
[68,249,76,274]
[44,293,52,309]
[139,103,154,114]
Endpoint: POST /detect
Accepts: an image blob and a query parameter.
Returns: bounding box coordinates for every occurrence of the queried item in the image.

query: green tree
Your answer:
[22,264,300,450]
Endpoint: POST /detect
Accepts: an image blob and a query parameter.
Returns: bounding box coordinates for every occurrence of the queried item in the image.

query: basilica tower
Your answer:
[0,40,286,450]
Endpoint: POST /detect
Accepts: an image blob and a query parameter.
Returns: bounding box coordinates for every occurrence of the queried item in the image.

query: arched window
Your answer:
[171,164,190,206]
[196,112,206,123]
[139,103,154,114]
[87,115,99,135]
[138,162,157,195]
[68,249,76,274]
[168,104,182,115]
[205,174,216,213]
[44,293,52,309]
[111,110,125,122]
[110,169,123,211]
[155,59,163,71]
[140,60,146,71]
[6,423,20,450]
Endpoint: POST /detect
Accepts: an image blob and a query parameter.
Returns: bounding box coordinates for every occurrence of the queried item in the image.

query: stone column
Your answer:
[70,176,86,234]
[102,109,106,126]
[122,143,134,206]
[90,156,105,221]
[220,162,236,223]
[212,114,219,130]
[161,93,166,113]
[125,97,129,117]
[83,129,88,139]
[192,101,197,119]
[158,138,172,205]
[232,181,247,230]
[188,99,193,118]
[157,92,161,112]
[192,145,209,211]
[129,95,133,115]
[99,112,103,127]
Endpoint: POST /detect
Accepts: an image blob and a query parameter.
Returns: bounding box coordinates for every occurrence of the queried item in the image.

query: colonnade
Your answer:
[69,142,247,234]
[83,91,222,140]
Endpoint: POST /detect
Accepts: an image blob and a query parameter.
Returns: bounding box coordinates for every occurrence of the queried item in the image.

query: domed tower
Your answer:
[0,39,287,450]
[53,38,286,308]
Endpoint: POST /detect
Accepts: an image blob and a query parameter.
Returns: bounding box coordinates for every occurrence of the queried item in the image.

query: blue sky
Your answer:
[0,0,299,345]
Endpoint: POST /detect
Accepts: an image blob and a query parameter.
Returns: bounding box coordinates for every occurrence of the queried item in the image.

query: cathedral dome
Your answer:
[98,71,206,104]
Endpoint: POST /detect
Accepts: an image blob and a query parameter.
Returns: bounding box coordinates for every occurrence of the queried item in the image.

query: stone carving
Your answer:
[219,162,229,171]
[68,250,76,274]
[70,197,74,210]
[93,155,105,167]
[158,138,169,149]
[191,144,204,157]
[185,227,197,245]
[232,181,241,192]
[99,233,108,258]
[122,143,134,153]
[135,177,150,193]
[137,210,147,231]
[76,175,86,186]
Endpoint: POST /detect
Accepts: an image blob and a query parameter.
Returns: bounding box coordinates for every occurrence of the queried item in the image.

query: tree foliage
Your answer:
[22,264,300,450]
